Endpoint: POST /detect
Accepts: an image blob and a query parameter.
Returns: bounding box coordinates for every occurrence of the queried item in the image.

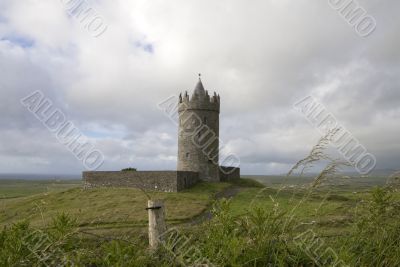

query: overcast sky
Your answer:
[0,0,398,175]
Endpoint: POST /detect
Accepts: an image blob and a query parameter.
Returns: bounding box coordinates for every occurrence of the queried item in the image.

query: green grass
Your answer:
[228,177,265,188]
[227,185,399,237]
[1,178,400,266]
[0,181,230,230]
[247,175,389,189]
[1,177,399,238]
[0,179,81,199]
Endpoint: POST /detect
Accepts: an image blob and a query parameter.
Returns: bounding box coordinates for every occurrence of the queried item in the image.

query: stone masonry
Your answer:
[83,171,199,192]
[177,76,220,182]
[219,167,240,182]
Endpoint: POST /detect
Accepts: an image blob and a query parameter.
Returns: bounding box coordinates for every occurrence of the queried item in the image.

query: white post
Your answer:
[147,199,167,249]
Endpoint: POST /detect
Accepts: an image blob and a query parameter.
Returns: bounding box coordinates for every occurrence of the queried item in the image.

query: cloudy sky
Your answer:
[0,0,398,175]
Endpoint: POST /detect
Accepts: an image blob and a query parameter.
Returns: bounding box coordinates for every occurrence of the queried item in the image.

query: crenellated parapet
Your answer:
[178,83,220,113]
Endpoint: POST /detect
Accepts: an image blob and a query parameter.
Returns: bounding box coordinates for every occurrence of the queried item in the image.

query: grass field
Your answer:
[0,175,394,234]
[0,180,230,229]
[1,176,399,266]
[0,179,82,199]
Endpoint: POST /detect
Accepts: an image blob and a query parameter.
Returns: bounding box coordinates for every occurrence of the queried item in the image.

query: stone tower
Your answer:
[177,76,220,182]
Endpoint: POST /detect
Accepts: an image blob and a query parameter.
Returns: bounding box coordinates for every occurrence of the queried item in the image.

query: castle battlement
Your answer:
[178,79,220,113]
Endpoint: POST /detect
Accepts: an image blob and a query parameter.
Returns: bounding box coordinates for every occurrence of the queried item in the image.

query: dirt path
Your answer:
[189,185,243,225]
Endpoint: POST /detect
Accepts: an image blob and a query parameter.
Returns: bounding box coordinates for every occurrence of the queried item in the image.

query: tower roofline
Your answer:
[193,76,205,96]
[179,75,220,113]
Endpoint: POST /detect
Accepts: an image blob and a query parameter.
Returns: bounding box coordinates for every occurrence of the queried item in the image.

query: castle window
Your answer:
[186,153,190,159]
[203,117,207,124]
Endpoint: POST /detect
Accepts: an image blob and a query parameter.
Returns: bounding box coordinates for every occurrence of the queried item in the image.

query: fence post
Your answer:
[147,199,167,249]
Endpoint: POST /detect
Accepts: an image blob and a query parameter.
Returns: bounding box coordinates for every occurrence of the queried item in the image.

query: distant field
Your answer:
[0,176,397,237]
[0,175,389,199]
[245,175,389,189]
[0,179,82,199]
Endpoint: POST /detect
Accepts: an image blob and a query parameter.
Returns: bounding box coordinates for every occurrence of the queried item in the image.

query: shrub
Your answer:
[121,167,137,172]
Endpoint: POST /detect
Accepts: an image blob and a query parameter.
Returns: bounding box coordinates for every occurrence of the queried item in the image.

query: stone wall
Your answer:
[82,171,199,192]
[176,171,200,191]
[219,166,240,182]
[177,107,220,182]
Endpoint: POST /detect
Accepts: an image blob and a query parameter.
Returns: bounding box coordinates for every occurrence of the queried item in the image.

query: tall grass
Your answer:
[339,187,400,266]
[194,199,315,266]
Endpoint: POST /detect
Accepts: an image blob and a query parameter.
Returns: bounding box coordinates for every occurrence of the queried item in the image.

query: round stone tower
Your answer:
[177,76,220,182]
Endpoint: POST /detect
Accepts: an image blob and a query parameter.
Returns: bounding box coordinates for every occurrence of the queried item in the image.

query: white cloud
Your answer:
[0,0,399,175]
